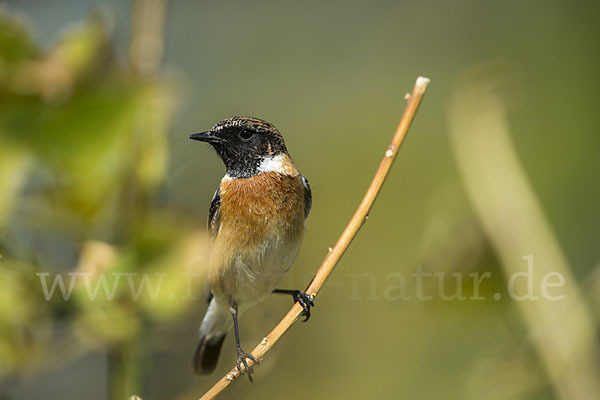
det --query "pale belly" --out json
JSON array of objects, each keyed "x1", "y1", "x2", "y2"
[{"x1": 209, "y1": 231, "x2": 303, "y2": 310}]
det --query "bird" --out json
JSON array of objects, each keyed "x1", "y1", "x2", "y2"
[{"x1": 189, "y1": 116, "x2": 313, "y2": 382}]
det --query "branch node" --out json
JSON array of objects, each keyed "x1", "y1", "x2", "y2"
[{"x1": 385, "y1": 146, "x2": 395, "y2": 158}]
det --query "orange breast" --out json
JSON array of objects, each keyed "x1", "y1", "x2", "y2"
[{"x1": 217, "y1": 172, "x2": 305, "y2": 250}]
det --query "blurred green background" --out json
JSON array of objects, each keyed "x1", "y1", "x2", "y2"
[{"x1": 0, "y1": 0, "x2": 599, "y2": 399}]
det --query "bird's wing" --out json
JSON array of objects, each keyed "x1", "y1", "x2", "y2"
[
  {"x1": 301, "y1": 175, "x2": 312, "y2": 219},
  {"x1": 208, "y1": 186, "x2": 221, "y2": 240}
]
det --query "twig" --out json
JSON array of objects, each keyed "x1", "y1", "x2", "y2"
[
  {"x1": 129, "y1": 0, "x2": 168, "y2": 77},
  {"x1": 198, "y1": 76, "x2": 431, "y2": 400}
]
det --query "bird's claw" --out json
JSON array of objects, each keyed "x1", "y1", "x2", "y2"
[
  {"x1": 294, "y1": 291, "x2": 315, "y2": 322},
  {"x1": 236, "y1": 348, "x2": 259, "y2": 382}
]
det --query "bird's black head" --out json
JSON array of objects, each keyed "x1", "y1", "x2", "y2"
[{"x1": 189, "y1": 116, "x2": 289, "y2": 178}]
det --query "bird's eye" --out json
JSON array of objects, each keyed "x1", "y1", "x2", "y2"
[{"x1": 239, "y1": 129, "x2": 255, "y2": 141}]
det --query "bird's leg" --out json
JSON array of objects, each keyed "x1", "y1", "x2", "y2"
[
  {"x1": 230, "y1": 302, "x2": 259, "y2": 382},
  {"x1": 272, "y1": 289, "x2": 315, "y2": 321}
]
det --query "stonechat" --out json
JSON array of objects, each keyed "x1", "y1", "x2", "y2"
[{"x1": 189, "y1": 116, "x2": 313, "y2": 381}]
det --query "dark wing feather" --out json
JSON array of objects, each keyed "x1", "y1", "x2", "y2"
[
  {"x1": 301, "y1": 175, "x2": 312, "y2": 219},
  {"x1": 208, "y1": 186, "x2": 221, "y2": 240}
]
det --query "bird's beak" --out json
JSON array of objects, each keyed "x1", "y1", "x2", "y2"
[{"x1": 189, "y1": 131, "x2": 222, "y2": 143}]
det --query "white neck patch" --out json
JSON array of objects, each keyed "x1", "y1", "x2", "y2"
[
  {"x1": 221, "y1": 153, "x2": 297, "y2": 182},
  {"x1": 258, "y1": 153, "x2": 299, "y2": 176},
  {"x1": 258, "y1": 154, "x2": 287, "y2": 174}
]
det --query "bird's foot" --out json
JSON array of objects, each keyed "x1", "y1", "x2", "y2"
[
  {"x1": 273, "y1": 289, "x2": 315, "y2": 321},
  {"x1": 293, "y1": 291, "x2": 315, "y2": 322},
  {"x1": 236, "y1": 348, "x2": 259, "y2": 382}
]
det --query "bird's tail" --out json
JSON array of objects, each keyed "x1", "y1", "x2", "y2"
[{"x1": 192, "y1": 298, "x2": 231, "y2": 375}]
